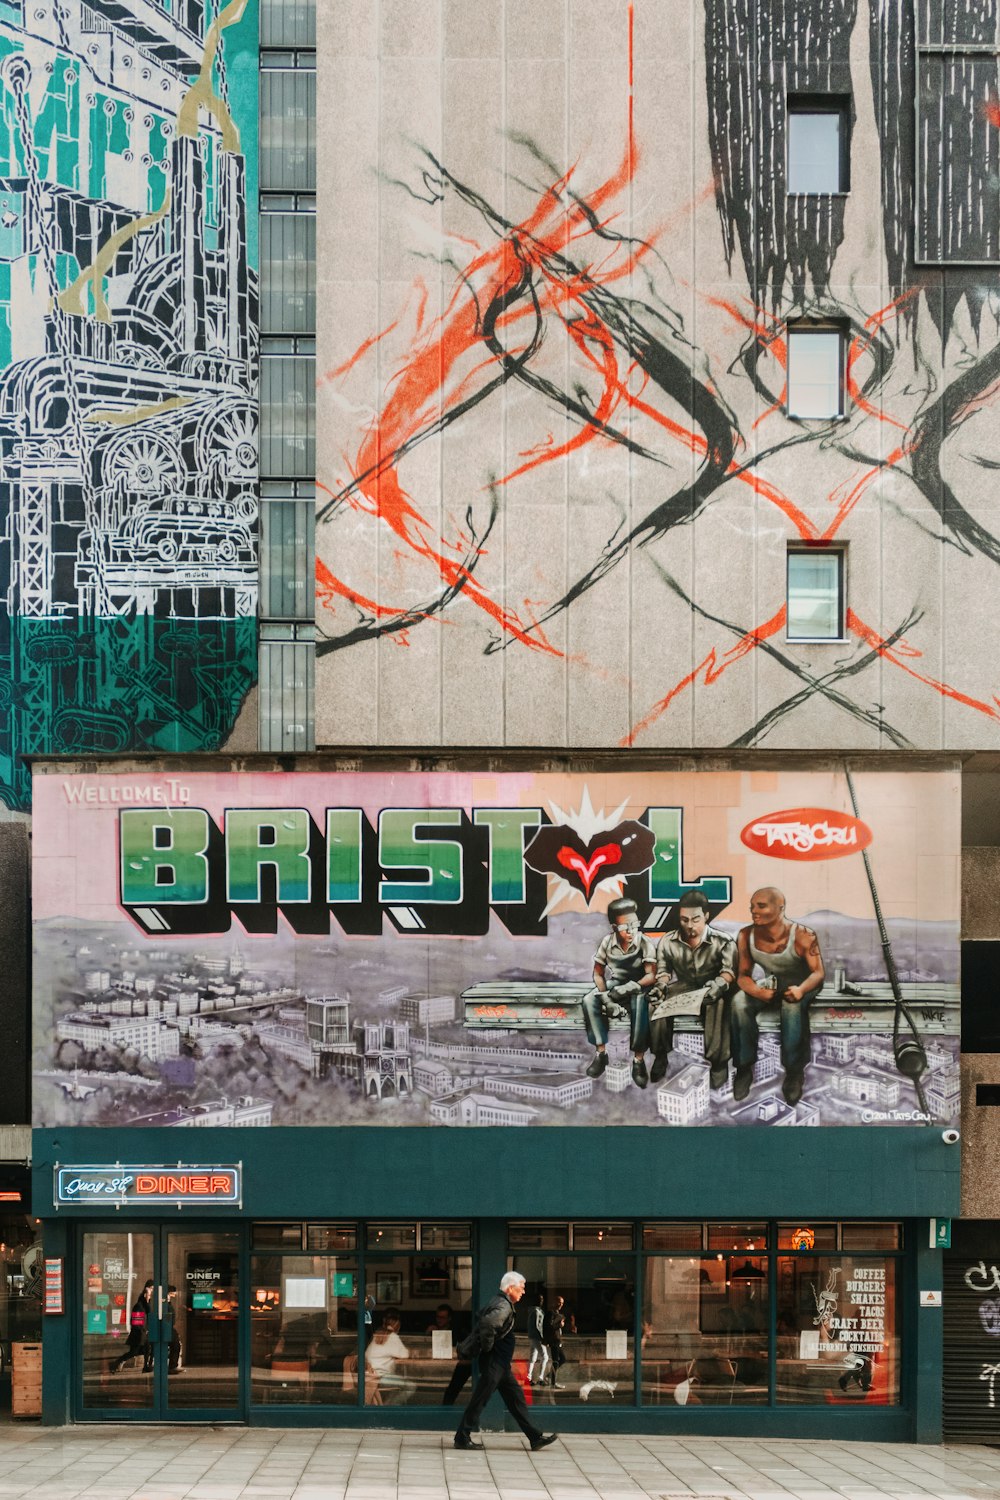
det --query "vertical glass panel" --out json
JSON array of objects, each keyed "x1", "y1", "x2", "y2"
[
  {"x1": 261, "y1": 0, "x2": 316, "y2": 46},
  {"x1": 787, "y1": 329, "x2": 843, "y2": 418},
  {"x1": 258, "y1": 638, "x2": 315, "y2": 751},
  {"x1": 251, "y1": 1254, "x2": 359, "y2": 1405},
  {"x1": 641, "y1": 1255, "x2": 769, "y2": 1406},
  {"x1": 776, "y1": 1255, "x2": 899, "y2": 1404},
  {"x1": 787, "y1": 550, "x2": 842, "y2": 640},
  {"x1": 261, "y1": 498, "x2": 315, "y2": 618},
  {"x1": 509, "y1": 1255, "x2": 635, "y2": 1407},
  {"x1": 166, "y1": 1231, "x2": 240, "y2": 1409},
  {"x1": 260, "y1": 70, "x2": 317, "y2": 191},
  {"x1": 260, "y1": 355, "x2": 316, "y2": 477},
  {"x1": 261, "y1": 213, "x2": 316, "y2": 334},
  {"x1": 362, "y1": 1255, "x2": 475, "y2": 1405},
  {"x1": 788, "y1": 109, "x2": 843, "y2": 193},
  {"x1": 82, "y1": 1231, "x2": 155, "y2": 1410}
]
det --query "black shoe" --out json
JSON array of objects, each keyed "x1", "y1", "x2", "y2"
[
  {"x1": 454, "y1": 1435, "x2": 483, "y2": 1450},
  {"x1": 586, "y1": 1052, "x2": 608, "y2": 1078},
  {"x1": 631, "y1": 1057, "x2": 648, "y2": 1088},
  {"x1": 530, "y1": 1434, "x2": 559, "y2": 1451},
  {"x1": 649, "y1": 1054, "x2": 669, "y2": 1083},
  {"x1": 782, "y1": 1071, "x2": 804, "y2": 1106},
  {"x1": 709, "y1": 1066, "x2": 729, "y2": 1090},
  {"x1": 732, "y1": 1065, "x2": 753, "y2": 1101}
]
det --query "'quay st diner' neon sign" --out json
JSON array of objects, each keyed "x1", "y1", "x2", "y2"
[{"x1": 55, "y1": 1166, "x2": 243, "y2": 1208}]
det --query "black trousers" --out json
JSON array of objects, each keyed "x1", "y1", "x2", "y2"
[
  {"x1": 456, "y1": 1357, "x2": 541, "y2": 1441},
  {"x1": 442, "y1": 1359, "x2": 472, "y2": 1405}
]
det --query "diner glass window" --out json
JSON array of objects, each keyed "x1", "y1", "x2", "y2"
[
  {"x1": 362, "y1": 1255, "x2": 473, "y2": 1405},
  {"x1": 573, "y1": 1224, "x2": 634, "y2": 1251},
  {"x1": 508, "y1": 1223, "x2": 569, "y2": 1251},
  {"x1": 508, "y1": 1254, "x2": 635, "y2": 1407},
  {"x1": 250, "y1": 1254, "x2": 359, "y2": 1406},
  {"x1": 367, "y1": 1223, "x2": 416, "y2": 1251},
  {"x1": 841, "y1": 1223, "x2": 902, "y2": 1251},
  {"x1": 707, "y1": 1223, "x2": 768, "y2": 1252},
  {"x1": 644, "y1": 1224, "x2": 704, "y2": 1251},
  {"x1": 777, "y1": 1223, "x2": 838, "y2": 1251},
  {"x1": 641, "y1": 1253, "x2": 769, "y2": 1406},
  {"x1": 775, "y1": 1255, "x2": 899, "y2": 1404}
]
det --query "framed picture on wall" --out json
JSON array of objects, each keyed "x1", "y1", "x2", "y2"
[
  {"x1": 411, "y1": 1258, "x2": 450, "y2": 1298},
  {"x1": 374, "y1": 1272, "x2": 402, "y2": 1304}
]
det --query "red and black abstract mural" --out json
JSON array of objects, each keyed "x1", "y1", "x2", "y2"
[{"x1": 316, "y1": 0, "x2": 1000, "y2": 750}]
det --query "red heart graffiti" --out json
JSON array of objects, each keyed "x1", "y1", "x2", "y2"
[{"x1": 557, "y1": 842, "x2": 621, "y2": 897}]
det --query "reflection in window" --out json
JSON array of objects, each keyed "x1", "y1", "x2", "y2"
[
  {"x1": 787, "y1": 548, "x2": 845, "y2": 641},
  {"x1": 82, "y1": 1231, "x2": 155, "y2": 1411},
  {"x1": 362, "y1": 1255, "x2": 473, "y2": 1405},
  {"x1": 775, "y1": 1255, "x2": 898, "y2": 1404},
  {"x1": 787, "y1": 326, "x2": 844, "y2": 419},
  {"x1": 641, "y1": 1255, "x2": 769, "y2": 1406},
  {"x1": 509, "y1": 1255, "x2": 635, "y2": 1407},
  {"x1": 787, "y1": 98, "x2": 849, "y2": 193},
  {"x1": 251, "y1": 1254, "x2": 360, "y2": 1406}
]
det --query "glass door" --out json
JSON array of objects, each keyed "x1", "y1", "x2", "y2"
[
  {"x1": 79, "y1": 1225, "x2": 244, "y2": 1421},
  {"x1": 81, "y1": 1228, "x2": 156, "y2": 1414},
  {"x1": 164, "y1": 1229, "x2": 241, "y2": 1416}
]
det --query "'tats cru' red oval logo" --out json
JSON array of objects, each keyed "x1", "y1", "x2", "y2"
[{"x1": 740, "y1": 807, "x2": 873, "y2": 862}]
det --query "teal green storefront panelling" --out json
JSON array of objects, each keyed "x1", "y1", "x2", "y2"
[{"x1": 33, "y1": 1126, "x2": 956, "y2": 1439}]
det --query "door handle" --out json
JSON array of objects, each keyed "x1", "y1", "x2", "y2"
[{"x1": 157, "y1": 1285, "x2": 164, "y2": 1320}]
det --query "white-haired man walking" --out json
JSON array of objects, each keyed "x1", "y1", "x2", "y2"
[{"x1": 453, "y1": 1271, "x2": 558, "y2": 1452}]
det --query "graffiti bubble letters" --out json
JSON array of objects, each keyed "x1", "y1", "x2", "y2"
[
  {"x1": 965, "y1": 1261, "x2": 1000, "y2": 1294},
  {"x1": 978, "y1": 1300, "x2": 1000, "y2": 1337},
  {"x1": 981, "y1": 1363, "x2": 1000, "y2": 1408}
]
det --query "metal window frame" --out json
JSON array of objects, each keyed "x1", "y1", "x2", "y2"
[
  {"x1": 784, "y1": 321, "x2": 847, "y2": 421},
  {"x1": 785, "y1": 542, "x2": 847, "y2": 645},
  {"x1": 786, "y1": 92, "x2": 852, "y2": 196}
]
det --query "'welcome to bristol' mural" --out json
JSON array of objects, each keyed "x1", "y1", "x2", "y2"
[
  {"x1": 32, "y1": 768, "x2": 959, "y2": 1130},
  {"x1": 0, "y1": 0, "x2": 259, "y2": 810}
]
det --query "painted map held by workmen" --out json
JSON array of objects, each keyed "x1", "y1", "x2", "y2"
[{"x1": 31, "y1": 768, "x2": 960, "y2": 1128}]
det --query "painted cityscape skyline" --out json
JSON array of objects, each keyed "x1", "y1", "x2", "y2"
[{"x1": 33, "y1": 908, "x2": 960, "y2": 1130}]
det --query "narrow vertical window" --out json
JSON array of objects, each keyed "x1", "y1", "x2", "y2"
[
  {"x1": 787, "y1": 96, "x2": 850, "y2": 194},
  {"x1": 786, "y1": 326, "x2": 845, "y2": 419},
  {"x1": 787, "y1": 548, "x2": 845, "y2": 642}
]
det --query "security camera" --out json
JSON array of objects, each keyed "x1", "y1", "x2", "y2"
[{"x1": 941, "y1": 1129, "x2": 960, "y2": 1145}]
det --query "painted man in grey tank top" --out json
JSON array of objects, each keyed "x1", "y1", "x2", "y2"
[{"x1": 732, "y1": 887, "x2": 825, "y2": 1108}]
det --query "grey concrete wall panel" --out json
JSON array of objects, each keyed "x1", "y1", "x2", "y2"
[{"x1": 313, "y1": 0, "x2": 1000, "y2": 755}]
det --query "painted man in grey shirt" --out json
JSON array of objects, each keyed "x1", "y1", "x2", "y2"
[{"x1": 650, "y1": 890, "x2": 737, "y2": 1089}]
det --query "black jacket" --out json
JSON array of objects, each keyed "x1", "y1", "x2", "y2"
[{"x1": 456, "y1": 1292, "x2": 515, "y2": 1360}]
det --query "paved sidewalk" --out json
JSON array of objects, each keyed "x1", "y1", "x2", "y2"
[{"x1": 1, "y1": 1428, "x2": 1000, "y2": 1500}]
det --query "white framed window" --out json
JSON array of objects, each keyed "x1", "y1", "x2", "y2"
[
  {"x1": 786, "y1": 325, "x2": 845, "y2": 419},
  {"x1": 786, "y1": 547, "x2": 845, "y2": 642},
  {"x1": 787, "y1": 96, "x2": 850, "y2": 194}
]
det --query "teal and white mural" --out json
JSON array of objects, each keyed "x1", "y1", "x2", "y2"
[{"x1": 0, "y1": 0, "x2": 258, "y2": 809}]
